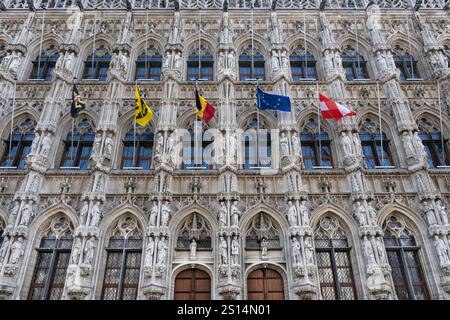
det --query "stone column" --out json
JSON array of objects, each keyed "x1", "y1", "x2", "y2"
[{"x1": 319, "y1": 9, "x2": 394, "y2": 300}]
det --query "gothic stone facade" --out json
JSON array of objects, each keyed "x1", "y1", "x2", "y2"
[{"x1": 0, "y1": 0, "x2": 449, "y2": 300}]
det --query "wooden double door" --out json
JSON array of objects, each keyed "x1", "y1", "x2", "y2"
[
  {"x1": 247, "y1": 268, "x2": 285, "y2": 300},
  {"x1": 174, "y1": 269, "x2": 211, "y2": 300}
]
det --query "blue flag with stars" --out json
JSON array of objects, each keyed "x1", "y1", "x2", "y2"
[{"x1": 256, "y1": 87, "x2": 291, "y2": 112}]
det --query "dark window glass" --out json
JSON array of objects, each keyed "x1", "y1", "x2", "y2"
[
  {"x1": 393, "y1": 45, "x2": 421, "y2": 80},
  {"x1": 290, "y1": 49, "x2": 317, "y2": 81},
  {"x1": 30, "y1": 45, "x2": 59, "y2": 81},
  {"x1": 187, "y1": 46, "x2": 214, "y2": 81},
  {"x1": 1, "y1": 119, "x2": 35, "y2": 169},
  {"x1": 359, "y1": 119, "x2": 393, "y2": 169},
  {"x1": 182, "y1": 123, "x2": 213, "y2": 170},
  {"x1": 239, "y1": 46, "x2": 265, "y2": 81},
  {"x1": 122, "y1": 127, "x2": 154, "y2": 169},
  {"x1": 244, "y1": 119, "x2": 271, "y2": 169},
  {"x1": 383, "y1": 217, "x2": 429, "y2": 300},
  {"x1": 101, "y1": 236, "x2": 143, "y2": 300},
  {"x1": 60, "y1": 118, "x2": 94, "y2": 170},
  {"x1": 417, "y1": 118, "x2": 450, "y2": 168},
  {"x1": 28, "y1": 228, "x2": 73, "y2": 300},
  {"x1": 135, "y1": 46, "x2": 162, "y2": 81},
  {"x1": 83, "y1": 45, "x2": 111, "y2": 81},
  {"x1": 314, "y1": 219, "x2": 357, "y2": 300},
  {"x1": 300, "y1": 119, "x2": 333, "y2": 169}
]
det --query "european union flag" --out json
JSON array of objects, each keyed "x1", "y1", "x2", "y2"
[{"x1": 256, "y1": 87, "x2": 291, "y2": 112}]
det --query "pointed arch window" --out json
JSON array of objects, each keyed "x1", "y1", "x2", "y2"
[
  {"x1": 359, "y1": 119, "x2": 393, "y2": 169},
  {"x1": 418, "y1": 118, "x2": 450, "y2": 168},
  {"x1": 245, "y1": 213, "x2": 281, "y2": 250},
  {"x1": 243, "y1": 118, "x2": 272, "y2": 169},
  {"x1": 30, "y1": 44, "x2": 59, "y2": 80},
  {"x1": 239, "y1": 45, "x2": 265, "y2": 81},
  {"x1": 392, "y1": 45, "x2": 420, "y2": 81},
  {"x1": 122, "y1": 126, "x2": 154, "y2": 169},
  {"x1": 83, "y1": 45, "x2": 111, "y2": 81},
  {"x1": 290, "y1": 47, "x2": 317, "y2": 81},
  {"x1": 60, "y1": 118, "x2": 95, "y2": 170},
  {"x1": 187, "y1": 45, "x2": 214, "y2": 81},
  {"x1": 383, "y1": 215, "x2": 429, "y2": 300},
  {"x1": 182, "y1": 121, "x2": 214, "y2": 170},
  {"x1": 314, "y1": 216, "x2": 357, "y2": 300},
  {"x1": 176, "y1": 213, "x2": 212, "y2": 250},
  {"x1": 300, "y1": 119, "x2": 333, "y2": 169},
  {"x1": 1, "y1": 118, "x2": 35, "y2": 169},
  {"x1": 28, "y1": 215, "x2": 74, "y2": 300},
  {"x1": 341, "y1": 45, "x2": 369, "y2": 81},
  {"x1": 101, "y1": 215, "x2": 143, "y2": 300},
  {"x1": 135, "y1": 45, "x2": 162, "y2": 81}
]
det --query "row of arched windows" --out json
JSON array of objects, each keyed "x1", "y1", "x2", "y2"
[
  {"x1": 1, "y1": 116, "x2": 449, "y2": 170},
  {"x1": 2, "y1": 40, "x2": 447, "y2": 82},
  {"x1": 0, "y1": 210, "x2": 431, "y2": 300}
]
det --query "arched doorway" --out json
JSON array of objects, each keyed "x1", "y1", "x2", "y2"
[
  {"x1": 247, "y1": 268, "x2": 285, "y2": 300},
  {"x1": 174, "y1": 269, "x2": 211, "y2": 300}
]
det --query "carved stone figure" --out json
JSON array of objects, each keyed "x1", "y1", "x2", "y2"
[
  {"x1": 352, "y1": 132, "x2": 362, "y2": 158},
  {"x1": 271, "y1": 51, "x2": 280, "y2": 71},
  {"x1": 145, "y1": 237, "x2": 155, "y2": 266},
  {"x1": 230, "y1": 201, "x2": 240, "y2": 227},
  {"x1": 166, "y1": 132, "x2": 175, "y2": 155},
  {"x1": 291, "y1": 237, "x2": 302, "y2": 265},
  {"x1": 270, "y1": 11, "x2": 282, "y2": 44},
  {"x1": 299, "y1": 200, "x2": 310, "y2": 226},
  {"x1": 354, "y1": 201, "x2": 367, "y2": 226},
  {"x1": 423, "y1": 201, "x2": 438, "y2": 226},
  {"x1": 413, "y1": 131, "x2": 427, "y2": 158},
  {"x1": 261, "y1": 238, "x2": 268, "y2": 258},
  {"x1": 9, "y1": 201, "x2": 20, "y2": 226},
  {"x1": 291, "y1": 132, "x2": 300, "y2": 156},
  {"x1": 436, "y1": 200, "x2": 449, "y2": 225},
  {"x1": 218, "y1": 51, "x2": 225, "y2": 74},
  {"x1": 218, "y1": 202, "x2": 227, "y2": 227},
  {"x1": 104, "y1": 136, "x2": 113, "y2": 158},
  {"x1": 8, "y1": 237, "x2": 24, "y2": 265},
  {"x1": 19, "y1": 201, "x2": 33, "y2": 226},
  {"x1": 7, "y1": 52, "x2": 23, "y2": 78},
  {"x1": 350, "y1": 170, "x2": 365, "y2": 192},
  {"x1": 157, "y1": 238, "x2": 167, "y2": 265},
  {"x1": 0, "y1": 236, "x2": 10, "y2": 263},
  {"x1": 83, "y1": 237, "x2": 95, "y2": 265},
  {"x1": 149, "y1": 201, "x2": 158, "y2": 226},
  {"x1": 190, "y1": 239, "x2": 197, "y2": 260},
  {"x1": 340, "y1": 132, "x2": 354, "y2": 158},
  {"x1": 163, "y1": 51, "x2": 171, "y2": 69},
  {"x1": 160, "y1": 201, "x2": 171, "y2": 226},
  {"x1": 231, "y1": 236, "x2": 239, "y2": 265},
  {"x1": 71, "y1": 237, "x2": 82, "y2": 265},
  {"x1": 90, "y1": 201, "x2": 102, "y2": 227},
  {"x1": 227, "y1": 51, "x2": 235, "y2": 73},
  {"x1": 375, "y1": 237, "x2": 387, "y2": 265},
  {"x1": 287, "y1": 201, "x2": 298, "y2": 227},
  {"x1": 367, "y1": 203, "x2": 378, "y2": 226},
  {"x1": 434, "y1": 236, "x2": 450, "y2": 267},
  {"x1": 219, "y1": 236, "x2": 228, "y2": 265},
  {"x1": 39, "y1": 134, "x2": 52, "y2": 160},
  {"x1": 227, "y1": 131, "x2": 237, "y2": 164},
  {"x1": 80, "y1": 201, "x2": 89, "y2": 226},
  {"x1": 155, "y1": 133, "x2": 164, "y2": 156},
  {"x1": 402, "y1": 131, "x2": 415, "y2": 158},
  {"x1": 280, "y1": 50, "x2": 289, "y2": 70},
  {"x1": 362, "y1": 236, "x2": 377, "y2": 266},
  {"x1": 174, "y1": 51, "x2": 182, "y2": 72},
  {"x1": 304, "y1": 237, "x2": 314, "y2": 265},
  {"x1": 280, "y1": 132, "x2": 289, "y2": 157}
]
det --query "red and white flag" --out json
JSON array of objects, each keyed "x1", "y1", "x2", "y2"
[{"x1": 319, "y1": 94, "x2": 356, "y2": 120}]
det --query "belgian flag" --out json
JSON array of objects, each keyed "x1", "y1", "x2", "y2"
[{"x1": 195, "y1": 89, "x2": 216, "y2": 125}]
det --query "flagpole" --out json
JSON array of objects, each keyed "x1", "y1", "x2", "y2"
[
  {"x1": 92, "y1": 9, "x2": 97, "y2": 79},
  {"x1": 145, "y1": 6, "x2": 149, "y2": 79},
  {"x1": 37, "y1": 8, "x2": 46, "y2": 79},
  {"x1": 134, "y1": 81, "x2": 138, "y2": 167},
  {"x1": 71, "y1": 78, "x2": 75, "y2": 166},
  {"x1": 8, "y1": 79, "x2": 17, "y2": 166},
  {"x1": 376, "y1": 80, "x2": 384, "y2": 166},
  {"x1": 316, "y1": 80, "x2": 322, "y2": 167}
]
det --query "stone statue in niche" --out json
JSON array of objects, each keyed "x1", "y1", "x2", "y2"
[
  {"x1": 190, "y1": 239, "x2": 197, "y2": 260},
  {"x1": 261, "y1": 238, "x2": 268, "y2": 258},
  {"x1": 340, "y1": 132, "x2": 354, "y2": 158},
  {"x1": 71, "y1": 237, "x2": 82, "y2": 265},
  {"x1": 422, "y1": 200, "x2": 438, "y2": 226},
  {"x1": 160, "y1": 201, "x2": 171, "y2": 226},
  {"x1": 8, "y1": 237, "x2": 24, "y2": 265},
  {"x1": 145, "y1": 237, "x2": 155, "y2": 266},
  {"x1": 230, "y1": 201, "x2": 240, "y2": 227},
  {"x1": 218, "y1": 202, "x2": 227, "y2": 227},
  {"x1": 231, "y1": 236, "x2": 239, "y2": 265},
  {"x1": 435, "y1": 200, "x2": 449, "y2": 225},
  {"x1": 434, "y1": 236, "x2": 450, "y2": 267},
  {"x1": 299, "y1": 200, "x2": 310, "y2": 226},
  {"x1": 362, "y1": 236, "x2": 377, "y2": 266},
  {"x1": 354, "y1": 201, "x2": 367, "y2": 226},
  {"x1": 149, "y1": 201, "x2": 158, "y2": 226},
  {"x1": 291, "y1": 132, "x2": 300, "y2": 156},
  {"x1": 291, "y1": 237, "x2": 302, "y2": 265},
  {"x1": 0, "y1": 236, "x2": 10, "y2": 263},
  {"x1": 219, "y1": 236, "x2": 228, "y2": 265},
  {"x1": 19, "y1": 201, "x2": 33, "y2": 226},
  {"x1": 83, "y1": 236, "x2": 95, "y2": 265},
  {"x1": 157, "y1": 238, "x2": 168, "y2": 266},
  {"x1": 287, "y1": 201, "x2": 298, "y2": 227},
  {"x1": 304, "y1": 237, "x2": 314, "y2": 265},
  {"x1": 280, "y1": 132, "x2": 290, "y2": 157},
  {"x1": 89, "y1": 201, "x2": 102, "y2": 227}
]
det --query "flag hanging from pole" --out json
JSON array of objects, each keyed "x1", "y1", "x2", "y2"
[
  {"x1": 135, "y1": 85, "x2": 154, "y2": 127},
  {"x1": 319, "y1": 94, "x2": 356, "y2": 120},
  {"x1": 256, "y1": 87, "x2": 291, "y2": 112},
  {"x1": 195, "y1": 89, "x2": 216, "y2": 125},
  {"x1": 71, "y1": 84, "x2": 86, "y2": 118}
]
